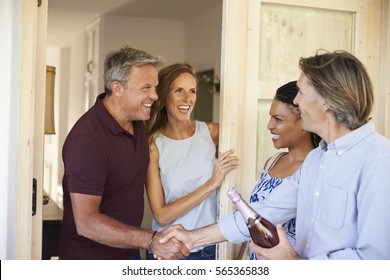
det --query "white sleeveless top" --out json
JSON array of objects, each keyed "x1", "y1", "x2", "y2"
[{"x1": 152, "y1": 121, "x2": 217, "y2": 251}]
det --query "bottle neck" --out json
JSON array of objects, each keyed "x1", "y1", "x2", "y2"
[{"x1": 233, "y1": 197, "x2": 259, "y2": 224}]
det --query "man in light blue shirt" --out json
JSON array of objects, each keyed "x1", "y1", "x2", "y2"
[
  {"x1": 221, "y1": 122, "x2": 390, "y2": 259},
  {"x1": 159, "y1": 50, "x2": 390, "y2": 260}
]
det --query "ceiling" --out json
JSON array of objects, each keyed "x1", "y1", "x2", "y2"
[{"x1": 47, "y1": 0, "x2": 222, "y2": 47}]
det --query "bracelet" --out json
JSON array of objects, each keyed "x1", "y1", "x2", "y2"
[{"x1": 147, "y1": 231, "x2": 157, "y2": 254}]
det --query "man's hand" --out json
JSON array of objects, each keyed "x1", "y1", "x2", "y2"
[
  {"x1": 250, "y1": 224, "x2": 304, "y2": 260},
  {"x1": 159, "y1": 224, "x2": 194, "y2": 249},
  {"x1": 150, "y1": 225, "x2": 191, "y2": 260},
  {"x1": 153, "y1": 223, "x2": 225, "y2": 259}
]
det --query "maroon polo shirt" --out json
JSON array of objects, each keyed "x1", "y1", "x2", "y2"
[{"x1": 59, "y1": 93, "x2": 149, "y2": 259}]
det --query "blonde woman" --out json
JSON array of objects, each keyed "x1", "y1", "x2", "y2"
[{"x1": 145, "y1": 63, "x2": 238, "y2": 260}]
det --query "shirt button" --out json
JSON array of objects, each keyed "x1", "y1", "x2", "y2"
[
  {"x1": 315, "y1": 192, "x2": 320, "y2": 196},
  {"x1": 337, "y1": 151, "x2": 342, "y2": 156}
]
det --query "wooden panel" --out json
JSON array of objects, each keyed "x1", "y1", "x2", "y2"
[{"x1": 259, "y1": 3, "x2": 354, "y2": 84}]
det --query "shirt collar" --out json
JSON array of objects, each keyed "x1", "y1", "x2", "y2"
[
  {"x1": 321, "y1": 122, "x2": 375, "y2": 155},
  {"x1": 94, "y1": 93, "x2": 127, "y2": 135}
]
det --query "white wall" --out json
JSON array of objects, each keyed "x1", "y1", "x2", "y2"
[
  {"x1": 185, "y1": 2, "x2": 223, "y2": 121},
  {"x1": 46, "y1": 47, "x2": 61, "y2": 201},
  {"x1": 102, "y1": 15, "x2": 186, "y2": 63},
  {"x1": 185, "y1": 3, "x2": 223, "y2": 71},
  {"x1": 46, "y1": 32, "x2": 86, "y2": 203},
  {"x1": 0, "y1": 0, "x2": 22, "y2": 259}
]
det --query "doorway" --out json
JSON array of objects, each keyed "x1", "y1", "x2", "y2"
[{"x1": 194, "y1": 69, "x2": 215, "y2": 122}]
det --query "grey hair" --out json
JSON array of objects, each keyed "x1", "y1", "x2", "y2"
[{"x1": 103, "y1": 45, "x2": 161, "y2": 94}]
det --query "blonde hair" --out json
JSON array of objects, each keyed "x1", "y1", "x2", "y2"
[{"x1": 299, "y1": 50, "x2": 373, "y2": 129}]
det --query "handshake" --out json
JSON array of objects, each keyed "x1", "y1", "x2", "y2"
[
  {"x1": 148, "y1": 224, "x2": 195, "y2": 260},
  {"x1": 147, "y1": 222, "x2": 298, "y2": 260},
  {"x1": 147, "y1": 223, "x2": 224, "y2": 259}
]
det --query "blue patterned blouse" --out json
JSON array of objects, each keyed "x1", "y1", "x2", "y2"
[{"x1": 248, "y1": 168, "x2": 296, "y2": 260}]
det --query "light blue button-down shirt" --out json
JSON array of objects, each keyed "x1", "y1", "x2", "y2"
[{"x1": 218, "y1": 123, "x2": 390, "y2": 259}]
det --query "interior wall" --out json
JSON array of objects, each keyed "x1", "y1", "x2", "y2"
[
  {"x1": 46, "y1": 32, "x2": 85, "y2": 203},
  {"x1": 102, "y1": 15, "x2": 186, "y2": 63},
  {"x1": 185, "y1": 2, "x2": 223, "y2": 121},
  {"x1": 45, "y1": 48, "x2": 60, "y2": 200},
  {"x1": 185, "y1": 3, "x2": 223, "y2": 71}
]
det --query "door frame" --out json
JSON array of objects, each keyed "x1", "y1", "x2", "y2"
[
  {"x1": 379, "y1": 0, "x2": 390, "y2": 137},
  {"x1": 16, "y1": 0, "x2": 47, "y2": 259},
  {"x1": 32, "y1": 0, "x2": 49, "y2": 259},
  {"x1": 216, "y1": 0, "x2": 250, "y2": 260}
]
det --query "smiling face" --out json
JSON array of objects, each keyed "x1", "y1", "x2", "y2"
[
  {"x1": 165, "y1": 72, "x2": 197, "y2": 123},
  {"x1": 294, "y1": 72, "x2": 328, "y2": 135},
  {"x1": 267, "y1": 99, "x2": 308, "y2": 149},
  {"x1": 119, "y1": 64, "x2": 159, "y2": 122}
]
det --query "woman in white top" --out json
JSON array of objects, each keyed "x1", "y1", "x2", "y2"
[{"x1": 145, "y1": 63, "x2": 238, "y2": 260}]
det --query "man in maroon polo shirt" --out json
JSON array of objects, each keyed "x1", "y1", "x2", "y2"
[{"x1": 59, "y1": 46, "x2": 189, "y2": 260}]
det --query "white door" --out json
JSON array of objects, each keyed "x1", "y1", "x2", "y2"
[{"x1": 217, "y1": 0, "x2": 383, "y2": 260}]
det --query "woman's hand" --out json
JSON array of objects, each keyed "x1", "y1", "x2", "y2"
[{"x1": 209, "y1": 149, "x2": 239, "y2": 190}]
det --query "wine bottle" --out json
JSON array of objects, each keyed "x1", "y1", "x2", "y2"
[{"x1": 227, "y1": 187, "x2": 279, "y2": 248}]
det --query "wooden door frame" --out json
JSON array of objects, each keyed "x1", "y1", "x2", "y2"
[
  {"x1": 379, "y1": 0, "x2": 390, "y2": 138},
  {"x1": 17, "y1": 0, "x2": 47, "y2": 259},
  {"x1": 32, "y1": 0, "x2": 48, "y2": 259},
  {"x1": 216, "y1": 0, "x2": 250, "y2": 260}
]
